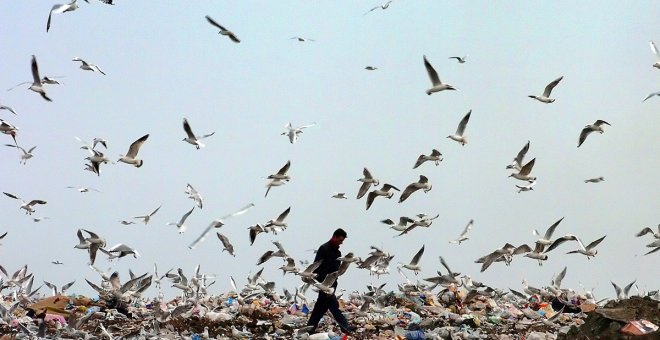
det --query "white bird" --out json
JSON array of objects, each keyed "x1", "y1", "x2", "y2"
[
  {"x1": 364, "y1": 1, "x2": 393, "y2": 15},
  {"x1": 216, "y1": 233, "x2": 235, "y2": 256},
  {"x1": 449, "y1": 219, "x2": 473, "y2": 244},
  {"x1": 51, "y1": 260, "x2": 63, "y2": 265},
  {"x1": 5, "y1": 144, "x2": 36, "y2": 165},
  {"x1": 166, "y1": 206, "x2": 195, "y2": 233},
  {"x1": 546, "y1": 235, "x2": 607, "y2": 259},
  {"x1": 509, "y1": 158, "x2": 537, "y2": 181},
  {"x1": 649, "y1": 41, "x2": 660, "y2": 69},
  {"x1": 279, "y1": 258, "x2": 299, "y2": 275},
  {"x1": 381, "y1": 216, "x2": 415, "y2": 232},
  {"x1": 357, "y1": 167, "x2": 379, "y2": 199},
  {"x1": 205, "y1": 15, "x2": 240, "y2": 43},
  {"x1": 449, "y1": 55, "x2": 468, "y2": 63},
  {"x1": 6, "y1": 76, "x2": 63, "y2": 92},
  {"x1": 578, "y1": 120, "x2": 611, "y2": 147},
  {"x1": 642, "y1": 91, "x2": 660, "y2": 102},
  {"x1": 66, "y1": 186, "x2": 99, "y2": 193},
  {"x1": 264, "y1": 206, "x2": 291, "y2": 231},
  {"x1": 268, "y1": 160, "x2": 291, "y2": 181},
  {"x1": 447, "y1": 110, "x2": 472, "y2": 145},
  {"x1": 528, "y1": 76, "x2": 563, "y2": 103},
  {"x1": 584, "y1": 176, "x2": 605, "y2": 183},
  {"x1": 72, "y1": 57, "x2": 106, "y2": 75},
  {"x1": 182, "y1": 118, "x2": 215, "y2": 149},
  {"x1": 119, "y1": 220, "x2": 136, "y2": 225},
  {"x1": 132, "y1": 203, "x2": 163, "y2": 224},
  {"x1": 77, "y1": 229, "x2": 106, "y2": 265},
  {"x1": 331, "y1": 193, "x2": 348, "y2": 199},
  {"x1": 290, "y1": 36, "x2": 315, "y2": 42},
  {"x1": 281, "y1": 122, "x2": 316, "y2": 144},
  {"x1": 611, "y1": 280, "x2": 637, "y2": 300},
  {"x1": 413, "y1": 149, "x2": 443, "y2": 169},
  {"x1": 32, "y1": 217, "x2": 50, "y2": 223},
  {"x1": 185, "y1": 183, "x2": 204, "y2": 208},
  {"x1": 533, "y1": 217, "x2": 565, "y2": 246},
  {"x1": 188, "y1": 203, "x2": 254, "y2": 250},
  {"x1": 398, "y1": 175, "x2": 432, "y2": 203},
  {"x1": 515, "y1": 180, "x2": 537, "y2": 193},
  {"x1": 399, "y1": 245, "x2": 425, "y2": 275},
  {"x1": 102, "y1": 243, "x2": 140, "y2": 259},
  {"x1": 366, "y1": 184, "x2": 400, "y2": 210},
  {"x1": 506, "y1": 141, "x2": 530, "y2": 171},
  {"x1": 423, "y1": 55, "x2": 457, "y2": 95},
  {"x1": 3, "y1": 192, "x2": 46, "y2": 215},
  {"x1": 28, "y1": 56, "x2": 52, "y2": 101},
  {"x1": 43, "y1": 280, "x2": 75, "y2": 296},
  {"x1": 365, "y1": 66, "x2": 378, "y2": 70},
  {"x1": 47, "y1": 0, "x2": 79, "y2": 32},
  {"x1": 517, "y1": 243, "x2": 549, "y2": 266},
  {"x1": 313, "y1": 271, "x2": 340, "y2": 295},
  {"x1": 118, "y1": 134, "x2": 149, "y2": 167},
  {"x1": 0, "y1": 105, "x2": 17, "y2": 115}
]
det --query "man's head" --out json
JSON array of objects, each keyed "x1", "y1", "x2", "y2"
[{"x1": 330, "y1": 228, "x2": 347, "y2": 247}]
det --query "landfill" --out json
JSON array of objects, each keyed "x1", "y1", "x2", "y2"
[{"x1": 1, "y1": 265, "x2": 658, "y2": 339}]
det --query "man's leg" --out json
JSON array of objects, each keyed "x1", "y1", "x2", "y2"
[
  {"x1": 327, "y1": 294, "x2": 351, "y2": 332},
  {"x1": 306, "y1": 292, "x2": 330, "y2": 330}
]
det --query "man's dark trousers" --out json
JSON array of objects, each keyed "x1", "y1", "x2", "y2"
[{"x1": 307, "y1": 291, "x2": 349, "y2": 331}]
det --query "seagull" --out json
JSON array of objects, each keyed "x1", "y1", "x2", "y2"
[
  {"x1": 528, "y1": 76, "x2": 563, "y2": 103},
  {"x1": 533, "y1": 217, "x2": 565, "y2": 246},
  {"x1": 51, "y1": 260, "x2": 63, "y2": 265},
  {"x1": 447, "y1": 110, "x2": 471, "y2": 145},
  {"x1": 314, "y1": 271, "x2": 340, "y2": 295},
  {"x1": 0, "y1": 119, "x2": 19, "y2": 142},
  {"x1": 119, "y1": 220, "x2": 136, "y2": 225},
  {"x1": 5, "y1": 144, "x2": 36, "y2": 165},
  {"x1": 7, "y1": 76, "x2": 63, "y2": 91},
  {"x1": 584, "y1": 176, "x2": 605, "y2": 183},
  {"x1": 331, "y1": 193, "x2": 348, "y2": 199},
  {"x1": 611, "y1": 280, "x2": 637, "y2": 300},
  {"x1": 281, "y1": 122, "x2": 316, "y2": 144},
  {"x1": 248, "y1": 224, "x2": 265, "y2": 245},
  {"x1": 216, "y1": 233, "x2": 235, "y2": 257},
  {"x1": 636, "y1": 225, "x2": 660, "y2": 239},
  {"x1": 517, "y1": 243, "x2": 549, "y2": 266},
  {"x1": 182, "y1": 118, "x2": 215, "y2": 149},
  {"x1": 290, "y1": 36, "x2": 315, "y2": 42},
  {"x1": 515, "y1": 180, "x2": 536, "y2": 193},
  {"x1": 264, "y1": 207, "x2": 291, "y2": 231},
  {"x1": 3, "y1": 192, "x2": 46, "y2": 215},
  {"x1": 357, "y1": 167, "x2": 379, "y2": 199},
  {"x1": 364, "y1": 1, "x2": 393, "y2": 15},
  {"x1": 32, "y1": 216, "x2": 50, "y2": 222},
  {"x1": 366, "y1": 184, "x2": 400, "y2": 210},
  {"x1": 78, "y1": 229, "x2": 106, "y2": 265},
  {"x1": 546, "y1": 235, "x2": 607, "y2": 259},
  {"x1": 642, "y1": 91, "x2": 660, "y2": 102},
  {"x1": 132, "y1": 203, "x2": 163, "y2": 224},
  {"x1": 185, "y1": 183, "x2": 203, "y2": 208},
  {"x1": 29, "y1": 56, "x2": 52, "y2": 101},
  {"x1": 449, "y1": 219, "x2": 473, "y2": 244},
  {"x1": 43, "y1": 280, "x2": 75, "y2": 296},
  {"x1": 449, "y1": 55, "x2": 467, "y2": 64},
  {"x1": 72, "y1": 57, "x2": 106, "y2": 75},
  {"x1": 509, "y1": 158, "x2": 537, "y2": 181},
  {"x1": 423, "y1": 55, "x2": 457, "y2": 95},
  {"x1": 279, "y1": 258, "x2": 299, "y2": 276},
  {"x1": 118, "y1": 134, "x2": 149, "y2": 167},
  {"x1": 399, "y1": 245, "x2": 424, "y2": 275},
  {"x1": 381, "y1": 216, "x2": 415, "y2": 232},
  {"x1": 102, "y1": 243, "x2": 140, "y2": 259},
  {"x1": 506, "y1": 141, "x2": 530, "y2": 171},
  {"x1": 47, "y1": 0, "x2": 79, "y2": 32},
  {"x1": 0, "y1": 105, "x2": 17, "y2": 115},
  {"x1": 188, "y1": 203, "x2": 254, "y2": 250},
  {"x1": 205, "y1": 15, "x2": 240, "y2": 43},
  {"x1": 268, "y1": 160, "x2": 291, "y2": 181},
  {"x1": 398, "y1": 175, "x2": 432, "y2": 203},
  {"x1": 365, "y1": 66, "x2": 378, "y2": 70},
  {"x1": 649, "y1": 41, "x2": 660, "y2": 69},
  {"x1": 166, "y1": 206, "x2": 195, "y2": 233},
  {"x1": 578, "y1": 120, "x2": 610, "y2": 147},
  {"x1": 413, "y1": 149, "x2": 443, "y2": 169},
  {"x1": 66, "y1": 186, "x2": 100, "y2": 193}
]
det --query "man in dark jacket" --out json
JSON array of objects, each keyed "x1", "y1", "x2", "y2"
[{"x1": 306, "y1": 228, "x2": 354, "y2": 334}]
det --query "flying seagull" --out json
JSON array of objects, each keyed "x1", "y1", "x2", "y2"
[
  {"x1": 449, "y1": 219, "x2": 474, "y2": 244},
  {"x1": 545, "y1": 235, "x2": 607, "y2": 259},
  {"x1": 413, "y1": 149, "x2": 443, "y2": 169},
  {"x1": 578, "y1": 120, "x2": 610, "y2": 147},
  {"x1": 182, "y1": 118, "x2": 215, "y2": 149},
  {"x1": 506, "y1": 141, "x2": 530, "y2": 171},
  {"x1": 290, "y1": 36, "x2": 315, "y2": 42},
  {"x1": 185, "y1": 183, "x2": 203, "y2": 208},
  {"x1": 449, "y1": 55, "x2": 467, "y2": 64},
  {"x1": 205, "y1": 16, "x2": 240, "y2": 43},
  {"x1": 132, "y1": 203, "x2": 163, "y2": 224},
  {"x1": 365, "y1": 66, "x2": 378, "y2": 71},
  {"x1": 366, "y1": 184, "x2": 400, "y2": 210},
  {"x1": 166, "y1": 206, "x2": 195, "y2": 233},
  {"x1": 188, "y1": 203, "x2": 254, "y2": 250},
  {"x1": 3, "y1": 192, "x2": 46, "y2": 215},
  {"x1": 364, "y1": 1, "x2": 393, "y2": 15},
  {"x1": 331, "y1": 193, "x2": 348, "y2": 199},
  {"x1": 584, "y1": 176, "x2": 604, "y2": 183},
  {"x1": 357, "y1": 167, "x2": 379, "y2": 199},
  {"x1": 423, "y1": 55, "x2": 457, "y2": 95},
  {"x1": 217, "y1": 233, "x2": 235, "y2": 256},
  {"x1": 265, "y1": 161, "x2": 291, "y2": 197},
  {"x1": 29, "y1": 56, "x2": 52, "y2": 101},
  {"x1": 529, "y1": 76, "x2": 563, "y2": 103},
  {"x1": 47, "y1": 0, "x2": 79, "y2": 32},
  {"x1": 5, "y1": 144, "x2": 37, "y2": 165},
  {"x1": 118, "y1": 134, "x2": 149, "y2": 167},
  {"x1": 66, "y1": 186, "x2": 100, "y2": 193},
  {"x1": 515, "y1": 180, "x2": 536, "y2": 193},
  {"x1": 533, "y1": 217, "x2": 565, "y2": 246},
  {"x1": 399, "y1": 175, "x2": 432, "y2": 203},
  {"x1": 281, "y1": 122, "x2": 316, "y2": 144},
  {"x1": 447, "y1": 110, "x2": 472, "y2": 145},
  {"x1": 72, "y1": 57, "x2": 106, "y2": 75},
  {"x1": 650, "y1": 41, "x2": 660, "y2": 69},
  {"x1": 509, "y1": 158, "x2": 536, "y2": 182},
  {"x1": 399, "y1": 245, "x2": 425, "y2": 275}
]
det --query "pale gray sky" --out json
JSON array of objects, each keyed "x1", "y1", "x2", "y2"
[{"x1": 1, "y1": 1, "x2": 658, "y2": 300}]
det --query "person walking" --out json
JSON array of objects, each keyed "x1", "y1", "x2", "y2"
[{"x1": 306, "y1": 228, "x2": 354, "y2": 334}]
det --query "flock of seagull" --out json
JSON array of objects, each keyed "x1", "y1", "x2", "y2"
[{"x1": 0, "y1": 2, "x2": 658, "y2": 338}]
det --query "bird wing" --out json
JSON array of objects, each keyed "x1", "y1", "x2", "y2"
[
  {"x1": 455, "y1": 110, "x2": 471, "y2": 136},
  {"x1": 542, "y1": 76, "x2": 563, "y2": 97},
  {"x1": 216, "y1": 232, "x2": 231, "y2": 248},
  {"x1": 479, "y1": 252, "x2": 502, "y2": 272},
  {"x1": 272, "y1": 240, "x2": 286, "y2": 253},
  {"x1": 382, "y1": 184, "x2": 400, "y2": 191},
  {"x1": 413, "y1": 155, "x2": 425, "y2": 169},
  {"x1": 3, "y1": 192, "x2": 20, "y2": 200},
  {"x1": 431, "y1": 149, "x2": 442, "y2": 157},
  {"x1": 182, "y1": 118, "x2": 195, "y2": 139},
  {"x1": 410, "y1": 245, "x2": 425, "y2": 265},
  {"x1": 276, "y1": 206, "x2": 291, "y2": 222},
  {"x1": 256, "y1": 250, "x2": 274, "y2": 265},
  {"x1": 357, "y1": 181, "x2": 371, "y2": 199},
  {"x1": 198, "y1": 131, "x2": 215, "y2": 139},
  {"x1": 277, "y1": 160, "x2": 291, "y2": 175},
  {"x1": 611, "y1": 281, "x2": 622, "y2": 298},
  {"x1": 545, "y1": 235, "x2": 577, "y2": 253},
  {"x1": 460, "y1": 219, "x2": 474, "y2": 238},
  {"x1": 27, "y1": 199, "x2": 46, "y2": 206},
  {"x1": 642, "y1": 91, "x2": 660, "y2": 102},
  {"x1": 514, "y1": 141, "x2": 530, "y2": 166},
  {"x1": 126, "y1": 134, "x2": 149, "y2": 158},
  {"x1": 585, "y1": 235, "x2": 606, "y2": 250},
  {"x1": 366, "y1": 191, "x2": 377, "y2": 210},
  {"x1": 554, "y1": 267, "x2": 567, "y2": 288},
  {"x1": 650, "y1": 41, "x2": 659, "y2": 57},
  {"x1": 595, "y1": 120, "x2": 611, "y2": 126},
  {"x1": 61, "y1": 280, "x2": 76, "y2": 292},
  {"x1": 636, "y1": 227, "x2": 654, "y2": 237},
  {"x1": 423, "y1": 55, "x2": 441, "y2": 86},
  {"x1": 398, "y1": 183, "x2": 418, "y2": 203},
  {"x1": 513, "y1": 244, "x2": 533, "y2": 254},
  {"x1": 543, "y1": 217, "x2": 564, "y2": 240},
  {"x1": 363, "y1": 167, "x2": 373, "y2": 179},
  {"x1": 149, "y1": 203, "x2": 163, "y2": 217},
  {"x1": 577, "y1": 127, "x2": 593, "y2": 147},
  {"x1": 519, "y1": 158, "x2": 536, "y2": 176},
  {"x1": 439, "y1": 256, "x2": 455, "y2": 276},
  {"x1": 623, "y1": 280, "x2": 636, "y2": 296},
  {"x1": 205, "y1": 15, "x2": 226, "y2": 30},
  {"x1": 418, "y1": 175, "x2": 429, "y2": 184},
  {"x1": 227, "y1": 32, "x2": 240, "y2": 43},
  {"x1": 31, "y1": 56, "x2": 42, "y2": 84},
  {"x1": 179, "y1": 206, "x2": 195, "y2": 224}
]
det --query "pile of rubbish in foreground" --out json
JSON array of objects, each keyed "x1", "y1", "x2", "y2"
[{"x1": 2, "y1": 282, "x2": 658, "y2": 339}]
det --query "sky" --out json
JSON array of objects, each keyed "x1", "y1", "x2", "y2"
[{"x1": 0, "y1": 1, "x2": 658, "y2": 301}]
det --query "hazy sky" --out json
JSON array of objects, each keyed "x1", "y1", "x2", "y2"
[{"x1": 1, "y1": 1, "x2": 658, "y2": 301}]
